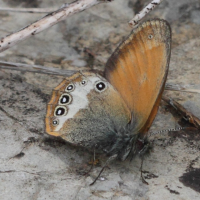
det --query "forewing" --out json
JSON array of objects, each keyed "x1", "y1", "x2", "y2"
[{"x1": 104, "y1": 19, "x2": 171, "y2": 135}]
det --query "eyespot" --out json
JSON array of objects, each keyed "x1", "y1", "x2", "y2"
[
  {"x1": 59, "y1": 93, "x2": 72, "y2": 105},
  {"x1": 52, "y1": 119, "x2": 59, "y2": 126},
  {"x1": 95, "y1": 81, "x2": 107, "y2": 92},
  {"x1": 54, "y1": 106, "x2": 67, "y2": 116},
  {"x1": 80, "y1": 79, "x2": 87, "y2": 86},
  {"x1": 148, "y1": 34, "x2": 153, "y2": 39},
  {"x1": 65, "y1": 83, "x2": 75, "y2": 92}
]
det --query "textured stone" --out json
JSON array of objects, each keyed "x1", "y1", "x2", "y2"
[{"x1": 0, "y1": 0, "x2": 200, "y2": 200}]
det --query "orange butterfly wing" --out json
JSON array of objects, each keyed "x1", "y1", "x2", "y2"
[{"x1": 104, "y1": 19, "x2": 171, "y2": 136}]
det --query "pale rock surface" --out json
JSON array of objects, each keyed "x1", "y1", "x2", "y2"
[{"x1": 0, "y1": 0, "x2": 200, "y2": 199}]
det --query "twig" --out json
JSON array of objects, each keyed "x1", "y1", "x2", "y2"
[
  {"x1": 0, "y1": 170, "x2": 40, "y2": 176},
  {"x1": 0, "y1": 0, "x2": 113, "y2": 53},
  {"x1": 84, "y1": 47, "x2": 96, "y2": 57},
  {"x1": 0, "y1": 105, "x2": 20, "y2": 122},
  {"x1": 3, "y1": 62, "x2": 199, "y2": 92},
  {"x1": 0, "y1": 0, "x2": 163, "y2": 74},
  {"x1": 167, "y1": 88, "x2": 200, "y2": 94},
  {"x1": 162, "y1": 96, "x2": 200, "y2": 130},
  {"x1": 0, "y1": 61, "x2": 77, "y2": 76},
  {"x1": 129, "y1": 0, "x2": 163, "y2": 27},
  {"x1": 0, "y1": 7, "x2": 56, "y2": 13},
  {"x1": 165, "y1": 83, "x2": 200, "y2": 94}
]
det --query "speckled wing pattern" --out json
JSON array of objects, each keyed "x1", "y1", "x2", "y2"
[{"x1": 104, "y1": 19, "x2": 171, "y2": 136}]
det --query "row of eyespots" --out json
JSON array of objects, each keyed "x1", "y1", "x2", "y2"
[
  {"x1": 52, "y1": 80, "x2": 108, "y2": 126},
  {"x1": 52, "y1": 82, "x2": 76, "y2": 126},
  {"x1": 65, "y1": 80, "x2": 107, "y2": 93},
  {"x1": 65, "y1": 79, "x2": 88, "y2": 92},
  {"x1": 53, "y1": 93, "x2": 71, "y2": 118},
  {"x1": 54, "y1": 81, "x2": 107, "y2": 117}
]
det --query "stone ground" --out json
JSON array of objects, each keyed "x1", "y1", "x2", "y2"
[{"x1": 0, "y1": 0, "x2": 200, "y2": 199}]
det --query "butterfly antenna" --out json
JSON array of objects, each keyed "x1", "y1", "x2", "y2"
[{"x1": 148, "y1": 127, "x2": 185, "y2": 138}]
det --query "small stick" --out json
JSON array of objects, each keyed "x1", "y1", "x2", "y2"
[
  {"x1": 167, "y1": 88, "x2": 200, "y2": 94},
  {"x1": 165, "y1": 83, "x2": 200, "y2": 94},
  {"x1": 0, "y1": 0, "x2": 113, "y2": 53},
  {"x1": 0, "y1": 7, "x2": 56, "y2": 13},
  {"x1": 162, "y1": 96, "x2": 200, "y2": 130},
  {"x1": 0, "y1": 105, "x2": 20, "y2": 122},
  {"x1": 0, "y1": 0, "x2": 163, "y2": 74},
  {"x1": 129, "y1": 0, "x2": 163, "y2": 27},
  {"x1": 0, "y1": 61, "x2": 77, "y2": 76},
  {"x1": 84, "y1": 47, "x2": 96, "y2": 57}
]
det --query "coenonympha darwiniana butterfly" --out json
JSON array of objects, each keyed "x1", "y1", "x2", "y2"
[{"x1": 45, "y1": 19, "x2": 171, "y2": 171}]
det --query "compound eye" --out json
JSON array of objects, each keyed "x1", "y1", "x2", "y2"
[
  {"x1": 52, "y1": 119, "x2": 59, "y2": 126},
  {"x1": 66, "y1": 83, "x2": 75, "y2": 92},
  {"x1": 95, "y1": 81, "x2": 107, "y2": 92},
  {"x1": 59, "y1": 93, "x2": 72, "y2": 105},
  {"x1": 54, "y1": 106, "x2": 67, "y2": 116},
  {"x1": 80, "y1": 79, "x2": 87, "y2": 86}
]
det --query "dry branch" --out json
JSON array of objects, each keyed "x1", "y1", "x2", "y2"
[
  {"x1": 0, "y1": 0, "x2": 163, "y2": 74},
  {"x1": 1, "y1": 61, "x2": 199, "y2": 99},
  {"x1": 0, "y1": 7, "x2": 55, "y2": 13},
  {"x1": 162, "y1": 96, "x2": 200, "y2": 130},
  {"x1": 129, "y1": 0, "x2": 163, "y2": 27},
  {"x1": 0, "y1": 61, "x2": 76, "y2": 76},
  {"x1": 165, "y1": 83, "x2": 200, "y2": 94},
  {"x1": 0, "y1": 0, "x2": 112, "y2": 53},
  {"x1": 0, "y1": 0, "x2": 162, "y2": 53}
]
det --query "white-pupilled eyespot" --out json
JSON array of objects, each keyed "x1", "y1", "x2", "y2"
[
  {"x1": 148, "y1": 34, "x2": 153, "y2": 39},
  {"x1": 59, "y1": 93, "x2": 72, "y2": 105},
  {"x1": 65, "y1": 83, "x2": 75, "y2": 92},
  {"x1": 95, "y1": 81, "x2": 107, "y2": 92},
  {"x1": 54, "y1": 106, "x2": 67, "y2": 116},
  {"x1": 52, "y1": 118, "x2": 59, "y2": 126},
  {"x1": 80, "y1": 79, "x2": 87, "y2": 86}
]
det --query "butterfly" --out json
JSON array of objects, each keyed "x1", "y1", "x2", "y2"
[{"x1": 45, "y1": 19, "x2": 171, "y2": 162}]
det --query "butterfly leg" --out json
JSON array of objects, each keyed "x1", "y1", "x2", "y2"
[
  {"x1": 140, "y1": 158, "x2": 149, "y2": 185},
  {"x1": 137, "y1": 137, "x2": 152, "y2": 185},
  {"x1": 90, "y1": 154, "x2": 117, "y2": 186},
  {"x1": 83, "y1": 146, "x2": 99, "y2": 176}
]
